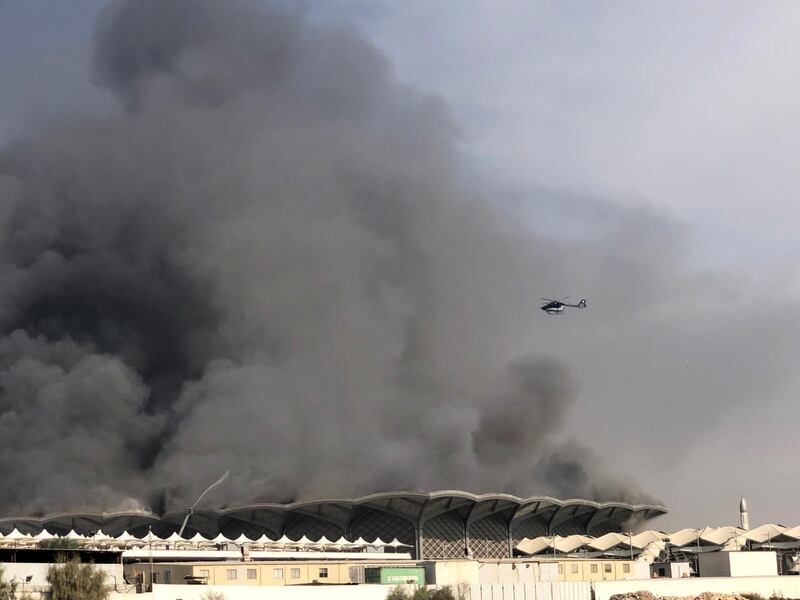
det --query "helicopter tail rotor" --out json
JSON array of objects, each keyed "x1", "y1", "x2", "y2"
[{"x1": 577, "y1": 299, "x2": 587, "y2": 309}]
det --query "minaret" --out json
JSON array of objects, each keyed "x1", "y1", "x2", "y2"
[{"x1": 739, "y1": 496, "x2": 749, "y2": 530}]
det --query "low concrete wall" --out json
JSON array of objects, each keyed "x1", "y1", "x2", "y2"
[
  {"x1": 146, "y1": 581, "x2": 594, "y2": 600},
  {"x1": 464, "y1": 582, "x2": 591, "y2": 600},
  {"x1": 595, "y1": 575, "x2": 800, "y2": 600},
  {"x1": 150, "y1": 583, "x2": 395, "y2": 600}
]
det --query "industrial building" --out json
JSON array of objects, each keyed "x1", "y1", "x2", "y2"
[{"x1": 136, "y1": 560, "x2": 367, "y2": 587}]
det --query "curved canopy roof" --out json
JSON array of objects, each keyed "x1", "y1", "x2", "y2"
[
  {"x1": 0, "y1": 491, "x2": 666, "y2": 539},
  {"x1": 516, "y1": 523, "x2": 800, "y2": 557}
]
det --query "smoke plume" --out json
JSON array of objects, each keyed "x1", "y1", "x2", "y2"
[{"x1": 0, "y1": 0, "x2": 650, "y2": 514}]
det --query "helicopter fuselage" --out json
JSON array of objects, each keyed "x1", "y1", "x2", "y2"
[{"x1": 541, "y1": 303, "x2": 566, "y2": 314}]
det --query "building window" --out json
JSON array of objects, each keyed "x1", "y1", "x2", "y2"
[
  {"x1": 623, "y1": 564, "x2": 631, "y2": 573},
  {"x1": 590, "y1": 564, "x2": 598, "y2": 574},
  {"x1": 273, "y1": 568, "x2": 284, "y2": 579},
  {"x1": 319, "y1": 568, "x2": 328, "y2": 578},
  {"x1": 291, "y1": 568, "x2": 301, "y2": 579},
  {"x1": 247, "y1": 569, "x2": 257, "y2": 580},
  {"x1": 199, "y1": 569, "x2": 210, "y2": 580},
  {"x1": 558, "y1": 564, "x2": 563, "y2": 574},
  {"x1": 164, "y1": 570, "x2": 171, "y2": 584},
  {"x1": 604, "y1": 564, "x2": 612, "y2": 574},
  {"x1": 227, "y1": 569, "x2": 238, "y2": 580},
  {"x1": 570, "y1": 564, "x2": 579, "y2": 574}
]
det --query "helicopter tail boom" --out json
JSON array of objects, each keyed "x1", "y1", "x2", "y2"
[{"x1": 561, "y1": 299, "x2": 587, "y2": 309}]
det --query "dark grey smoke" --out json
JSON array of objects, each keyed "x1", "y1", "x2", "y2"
[{"x1": 0, "y1": 0, "x2": 651, "y2": 515}]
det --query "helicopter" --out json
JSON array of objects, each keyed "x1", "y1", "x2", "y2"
[{"x1": 540, "y1": 297, "x2": 587, "y2": 315}]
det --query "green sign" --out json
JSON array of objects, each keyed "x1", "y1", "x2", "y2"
[{"x1": 378, "y1": 567, "x2": 425, "y2": 585}]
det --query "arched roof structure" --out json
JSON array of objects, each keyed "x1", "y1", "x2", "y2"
[
  {"x1": 0, "y1": 491, "x2": 666, "y2": 560},
  {"x1": 515, "y1": 523, "x2": 800, "y2": 560}
]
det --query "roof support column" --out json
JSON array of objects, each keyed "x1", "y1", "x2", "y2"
[{"x1": 416, "y1": 522, "x2": 423, "y2": 560}]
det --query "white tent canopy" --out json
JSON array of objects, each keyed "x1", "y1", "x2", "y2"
[
  {"x1": 114, "y1": 531, "x2": 144, "y2": 545},
  {"x1": 232, "y1": 533, "x2": 254, "y2": 545},
  {"x1": 253, "y1": 534, "x2": 274, "y2": 544},
  {"x1": 293, "y1": 535, "x2": 314, "y2": 546},
  {"x1": 63, "y1": 529, "x2": 85, "y2": 541},
  {"x1": 3, "y1": 529, "x2": 34, "y2": 542},
  {"x1": 212, "y1": 533, "x2": 230, "y2": 543}
]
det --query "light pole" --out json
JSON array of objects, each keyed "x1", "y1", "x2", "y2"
[
  {"x1": 148, "y1": 526, "x2": 154, "y2": 591},
  {"x1": 177, "y1": 471, "x2": 230, "y2": 538},
  {"x1": 695, "y1": 528, "x2": 701, "y2": 576}
]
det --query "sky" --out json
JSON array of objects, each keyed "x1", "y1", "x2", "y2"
[
  {"x1": 1, "y1": 0, "x2": 799, "y2": 530},
  {"x1": 308, "y1": 1, "x2": 800, "y2": 267}
]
